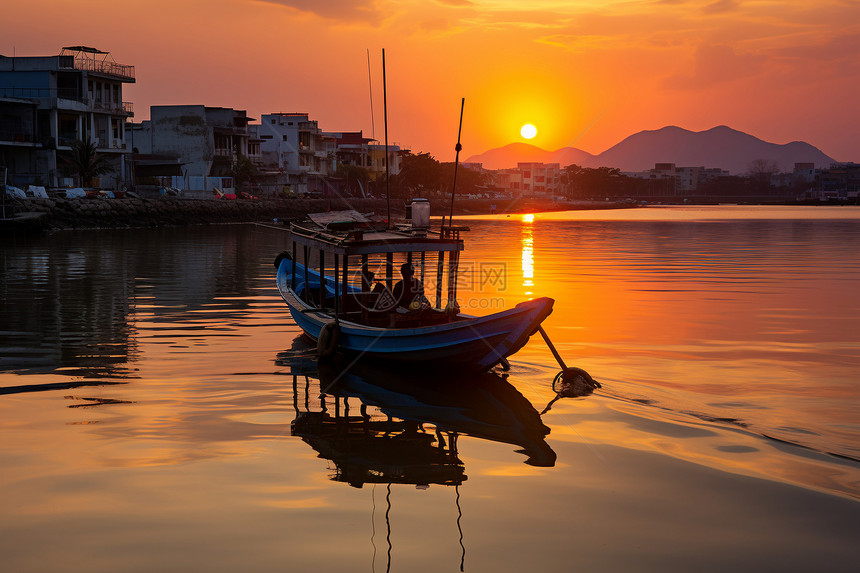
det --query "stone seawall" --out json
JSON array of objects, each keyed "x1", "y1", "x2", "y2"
[
  {"x1": 3, "y1": 195, "x2": 633, "y2": 232},
  {"x1": 4, "y1": 197, "x2": 390, "y2": 230}
]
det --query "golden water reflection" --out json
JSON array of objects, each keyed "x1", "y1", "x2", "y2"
[{"x1": 521, "y1": 214, "x2": 534, "y2": 296}]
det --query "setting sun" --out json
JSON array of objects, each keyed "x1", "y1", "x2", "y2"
[{"x1": 520, "y1": 124, "x2": 537, "y2": 140}]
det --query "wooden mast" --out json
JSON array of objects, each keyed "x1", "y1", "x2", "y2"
[
  {"x1": 382, "y1": 49, "x2": 391, "y2": 227},
  {"x1": 448, "y1": 98, "x2": 465, "y2": 223}
]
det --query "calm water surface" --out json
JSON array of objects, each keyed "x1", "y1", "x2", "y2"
[{"x1": 1, "y1": 206, "x2": 859, "y2": 572}]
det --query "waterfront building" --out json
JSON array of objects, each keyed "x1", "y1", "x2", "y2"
[
  {"x1": 254, "y1": 112, "x2": 336, "y2": 195},
  {"x1": 367, "y1": 143, "x2": 405, "y2": 178},
  {"x1": 251, "y1": 112, "x2": 405, "y2": 195},
  {"x1": 624, "y1": 163, "x2": 729, "y2": 194},
  {"x1": 127, "y1": 105, "x2": 253, "y2": 193},
  {"x1": 816, "y1": 163, "x2": 860, "y2": 200},
  {"x1": 137, "y1": 105, "x2": 252, "y2": 177},
  {"x1": 517, "y1": 162, "x2": 562, "y2": 197},
  {"x1": 0, "y1": 46, "x2": 135, "y2": 189},
  {"x1": 327, "y1": 131, "x2": 374, "y2": 171},
  {"x1": 496, "y1": 168, "x2": 523, "y2": 194},
  {"x1": 793, "y1": 162, "x2": 816, "y2": 183}
]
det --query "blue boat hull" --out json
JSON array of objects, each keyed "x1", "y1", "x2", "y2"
[{"x1": 276, "y1": 257, "x2": 553, "y2": 371}]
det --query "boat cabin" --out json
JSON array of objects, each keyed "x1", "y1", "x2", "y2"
[{"x1": 285, "y1": 210, "x2": 470, "y2": 328}]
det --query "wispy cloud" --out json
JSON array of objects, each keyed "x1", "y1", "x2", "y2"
[
  {"x1": 664, "y1": 43, "x2": 766, "y2": 89},
  {"x1": 536, "y1": 34, "x2": 616, "y2": 52},
  {"x1": 703, "y1": 0, "x2": 741, "y2": 14},
  {"x1": 256, "y1": 0, "x2": 386, "y2": 25},
  {"x1": 773, "y1": 32, "x2": 860, "y2": 62}
]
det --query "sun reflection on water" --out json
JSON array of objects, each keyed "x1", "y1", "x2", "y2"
[{"x1": 521, "y1": 215, "x2": 534, "y2": 296}]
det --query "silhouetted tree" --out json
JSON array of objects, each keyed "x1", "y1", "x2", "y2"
[
  {"x1": 61, "y1": 138, "x2": 114, "y2": 187},
  {"x1": 231, "y1": 152, "x2": 258, "y2": 193},
  {"x1": 336, "y1": 164, "x2": 372, "y2": 196},
  {"x1": 747, "y1": 158, "x2": 780, "y2": 189},
  {"x1": 441, "y1": 162, "x2": 486, "y2": 196},
  {"x1": 394, "y1": 152, "x2": 444, "y2": 199},
  {"x1": 563, "y1": 164, "x2": 626, "y2": 198}
]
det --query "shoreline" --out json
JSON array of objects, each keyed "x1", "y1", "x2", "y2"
[
  {"x1": 0, "y1": 195, "x2": 635, "y2": 232},
  {"x1": 2, "y1": 194, "x2": 855, "y2": 233}
]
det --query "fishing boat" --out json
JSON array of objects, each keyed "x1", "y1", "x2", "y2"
[{"x1": 274, "y1": 207, "x2": 554, "y2": 372}]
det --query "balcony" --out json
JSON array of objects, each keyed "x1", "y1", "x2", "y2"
[
  {"x1": 90, "y1": 99, "x2": 135, "y2": 116},
  {"x1": 0, "y1": 130, "x2": 35, "y2": 144}
]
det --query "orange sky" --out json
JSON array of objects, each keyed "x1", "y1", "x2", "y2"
[{"x1": 4, "y1": 0, "x2": 858, "y2": 161}]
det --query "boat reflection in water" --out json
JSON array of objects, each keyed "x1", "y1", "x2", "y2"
[
  {"x1": 277, "y1": 344, "x2": 558, "y2": 490},
  {"x1": 278, "y1": 346, "x2": 561, "y2": 571}
]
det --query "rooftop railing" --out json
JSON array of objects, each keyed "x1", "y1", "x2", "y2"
[{"x1": 64, "y1": 57, "x2": 135, "y2": 81}]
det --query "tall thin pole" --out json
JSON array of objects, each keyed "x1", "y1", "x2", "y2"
[
  {"x1": 1, "y1": 167, "x2": 7, "y2": 219},
  {"x1": 448, "y1": 98, "x2": 465, "y2": 223},
  {"x1": 367, "y1": 49, "x2": 375, "y2": 143},
  {"x1": 382, "y1": 49, "x2": 391, "y2": 226}
]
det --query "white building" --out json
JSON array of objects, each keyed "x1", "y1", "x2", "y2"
[
  {"x1": 0, "y1": 46, "x2": 135, "y2": 188},
  {"x1": 132, "y1": 105, "x2": 252, "y2": 179},
  {"x1": 517, "y1": 162, "x2": 562, "y2": 197},
  {"x1": 625, "y1": 163, "x2": 729, "y2": 193},
  {"x1": 256, "y1": 113, "x2": 336, "y2": 192}
]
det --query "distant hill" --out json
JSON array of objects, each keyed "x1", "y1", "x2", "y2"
[
  {"x1": 464, "y1": 142, "x2": 597, "y2": 170},
  {"x1": 465, "y1": 126, "x2": 837, "y2": 174}
]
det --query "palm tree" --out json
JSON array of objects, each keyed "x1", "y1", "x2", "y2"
[{"x1": 63, "y1": 139, "x2": 114, "y2": 187}]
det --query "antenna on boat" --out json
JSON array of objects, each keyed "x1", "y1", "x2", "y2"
[
  {"x1": 382, "y1": 49, "x2": 391, "y2": 227},
  {"x1": 448, "y1": 98, "x2": 465, "y2": 223}
]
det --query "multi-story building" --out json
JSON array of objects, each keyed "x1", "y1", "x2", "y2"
[
  {"x1": 817, "y1": 162, "x2": 860, "y2": 200},
  {"x1": 625, "y1": 163, "x2": 729, "y2": 194},
  {"x1": 254, "y1": 112, "x2": 336, "y2": 194},
  {"x1": 0, "y1": 46, "x2": 135, "y2": 188},
  {"x1": 517, "y1": 162, "x2": 562, "y2": 197},
  {"x1": 253, "y1": 113, "x2": 404, "y2": 195},
  {"x1": 496, "y1": 168, "x2": 523, "y2": 194},
  {"x1": 793, "y1": 162, "x2": 816, "y2": 183},
  {"x1": 367, "y1": 143, "x2": 404, "y2": 178},
  {"x1": 327, "y1": 131, "x2": 374, "y2": 170},
  {"x1": 132, "y1": 105, "x2": 252, "y2": 179}
]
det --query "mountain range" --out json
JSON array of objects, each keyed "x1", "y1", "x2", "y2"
[{"x1": 464, "y1": 125, "x2": 838, "y2": 174}]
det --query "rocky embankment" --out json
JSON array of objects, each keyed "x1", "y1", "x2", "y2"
[
  {"x1": 3, "y1": 194, "x2": 632, "y2": 232},
  {"x1": 4, "y1": 196, "x2": 390, "y2": 231}
]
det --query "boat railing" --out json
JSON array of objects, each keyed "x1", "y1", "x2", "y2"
[{"x1": 440, "y1": 225, "x2": 470, "y2": 240}]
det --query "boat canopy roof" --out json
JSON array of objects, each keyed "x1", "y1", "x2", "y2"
[{"x1": 290, "y1": 210, "x2": 465, "y2": 256}]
